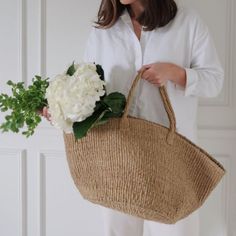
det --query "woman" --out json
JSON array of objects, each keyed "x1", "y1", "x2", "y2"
[{"x1": 40, "y1": 0, "x2": 224, "y2": 235}]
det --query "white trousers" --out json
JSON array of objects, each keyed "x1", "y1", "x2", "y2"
[{"x1": 100, "y1": 205, "x2": 199, "y2": 236}]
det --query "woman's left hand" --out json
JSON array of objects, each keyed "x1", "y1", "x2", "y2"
[{"x1": 138, "y1": 62, "x2": 186, "y2": 87}]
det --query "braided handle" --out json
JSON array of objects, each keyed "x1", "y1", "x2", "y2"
[{"x1": 120, "y1": 70, "x2": 176, "y2": 145}]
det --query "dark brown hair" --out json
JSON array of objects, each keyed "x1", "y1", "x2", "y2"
[{"x1": 93, "y1": 0, "x2": 178, "y2": 31}]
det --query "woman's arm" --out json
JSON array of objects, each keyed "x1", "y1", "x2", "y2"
[
  {"x1": 140, "y1": 10, "x2": 224, "y2": 98},
  {"x1": 180, "y1": 11, "x2": 225, "y2": 98}
]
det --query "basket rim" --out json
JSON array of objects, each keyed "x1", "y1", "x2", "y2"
[{"x1": 63, "y1": 115, "x2": 226, "y2": 173}]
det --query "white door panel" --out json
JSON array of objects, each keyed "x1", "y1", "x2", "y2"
[{"x1": 0, "y1": 0, "x2": 235, "y2": 235}]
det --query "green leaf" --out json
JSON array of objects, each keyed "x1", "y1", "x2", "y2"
[
  {"x1": 102, "y1": 92, "x2": 126, "y2": 115},
  {"x1": 35, "y1": 115, "x2": 41, "y2": 123},
  {"x1": 1, "y1": 107, "x2": 8, "y2": 112},
  {"x1": 72, "y1": 105, "x2": 109, "y2": 140},
  {"x1": 25, "y1": 117, "x2": 34, "y2": 126},
  {"x1": 7, "y1": 80, "x2": 14, "y2": 86},
  {"x1": 66, "y1": 61, "x2": 76, "y2": 76},
  {"x1": 96, "y1": 64, "x2": 107, "y2": 98},
  {"x1": 101, "y1": 110, "x2": 119, "y2": 119},
  {"x1": 35, "y1": 75, "x2": 42, "y2": 80},
  {"x1": 93, "y1": 117, "x2": 109, "y2": 126},
  {"x1": 96, "y1": 64, "x2": 105, "y2": 81}
]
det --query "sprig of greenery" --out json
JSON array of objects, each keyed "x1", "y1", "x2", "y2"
[{"x1": 0, "y1": 76, "x2": 49, "y2": 137}]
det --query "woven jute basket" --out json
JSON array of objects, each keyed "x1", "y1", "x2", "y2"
[{"x1": 63, "y1": 71, "x2": 226, "y2": 224}]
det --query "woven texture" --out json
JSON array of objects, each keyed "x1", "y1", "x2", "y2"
[{"x1": 63, "y1": 71, "x2": 226, "y2": 224}]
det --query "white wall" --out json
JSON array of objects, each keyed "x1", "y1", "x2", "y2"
[{"x1": 0, "y1": 0, "x2": 235, "y2": 235}]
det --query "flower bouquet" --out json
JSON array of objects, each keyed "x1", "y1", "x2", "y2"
[{"x1": 0, "y1": 62, "x2": 126, "y2": 139}]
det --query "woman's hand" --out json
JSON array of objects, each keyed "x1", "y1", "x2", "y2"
[
  {"x1": 138, "y1": 62, "x2": 187, "y2": 88},
  {"x1": 36, "y1": 106, "x2": 53, "y2": 125}
]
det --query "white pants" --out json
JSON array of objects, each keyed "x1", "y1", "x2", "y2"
[{"x1": 100, "y1": 205, "x2": 199, "y2": 236}]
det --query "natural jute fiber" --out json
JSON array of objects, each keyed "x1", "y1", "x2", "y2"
[{"x1": 63, "y1": 71, "x2": 226, "y2": 224}]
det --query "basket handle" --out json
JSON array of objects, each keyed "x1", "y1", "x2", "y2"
[{"x1": 120, "y1": 70, "x2": 176, "y2": 145}]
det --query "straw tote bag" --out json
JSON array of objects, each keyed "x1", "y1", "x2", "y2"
[{"x1": 63, "y1": 71, "x2": 226, "y2": 224}]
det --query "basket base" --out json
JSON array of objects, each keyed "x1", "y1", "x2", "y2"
[
  {"x1": 77, "y1": 186, "x2": 196, "y2": 225},
  {"x1": 85, "y1": 196, "x2": 177, "y2": 224}
]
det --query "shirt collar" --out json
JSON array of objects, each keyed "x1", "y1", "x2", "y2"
[
  {"x1": 120, "y1": 8, "x2": 130, "y2": 23},
  {"x1": 120, "y1": 7, "x2": 144, "y2": 31},
  {"x1": 120, "y1": 8, "x2": 133, "y2": 29}
]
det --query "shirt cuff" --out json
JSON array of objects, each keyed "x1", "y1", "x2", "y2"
[{"x1": 183, "y1": 68, "x2": 199, "y2": 97}]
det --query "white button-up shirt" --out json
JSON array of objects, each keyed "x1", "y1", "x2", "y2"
[{"x1": 82, "y1": 1, "x2": 224, "y2": 143}]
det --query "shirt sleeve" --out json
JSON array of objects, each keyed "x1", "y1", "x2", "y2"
[{"x1": 183, "y1": 12, "x2": 225, "y2": 98}]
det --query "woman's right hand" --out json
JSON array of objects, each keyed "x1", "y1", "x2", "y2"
[{"x1": 36, "y1": 106, "x2": 52, "y2": 124}]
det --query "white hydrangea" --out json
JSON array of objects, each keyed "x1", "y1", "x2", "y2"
[{"x1": 45, "y1": 62, "x2": 106, "y2": 133}]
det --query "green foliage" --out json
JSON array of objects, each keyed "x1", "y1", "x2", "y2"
[
  {"x1": 66, "y1": 61, "x2": 76, "y2": 76},
  {"x1": 72, "y1": 102, "x2": 110, "y2": 139},
  {"x1": 0, "y1": 76, "x2": 49, "y2": 137},
  {"x1": 102, "y1": 92, "x2": 126, "y2": 115},
  {"x1": 96, "y1": 63, "x2": 107, "y2": 100},
  {"x1": 72, "y1": 92, "x2": 126, "y2": 140},
  {"x1": 96, "y1": 64, "x2": 105, "y2": 81}
]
